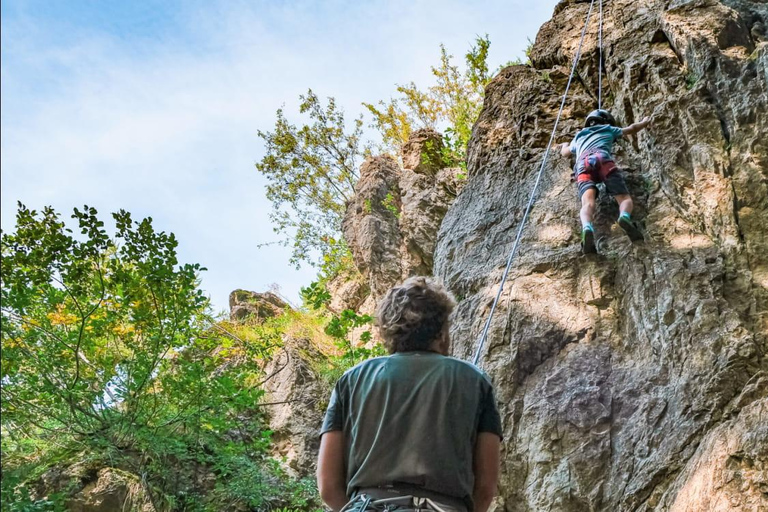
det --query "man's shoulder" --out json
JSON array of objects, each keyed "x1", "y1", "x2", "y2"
[
  {"x1": 339, "y1": 354, "x2": 391, "y2": 380},
  {"x1": 339, "y1": 353, "x2": 492, "y2": 385},
  {"x1": 441, "y1": 356, "x2": 493, "y2": 383}
]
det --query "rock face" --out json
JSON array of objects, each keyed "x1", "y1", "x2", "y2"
[
  {"x1": 33, "y1": 463, "x2": 154, "y2": 512},
  {"x1": 432, "y1": 0, "x2": 768, "y2": 510},
  {"x1": 261, "y1": 338, "x2": 328, "y2": 476},
  {"x1": 343, "y1": 129, "x2": 464, "y2": 313},
  {"x1": 228, "y1": 289, "x2": 326, "y2": 477},
  {"x1": 343, "y1": 155, "x2": 404, "y2": 309},
  {"x1": 66, "y1": 469, "x2": 155, "y2": 512},
  {"x1": 229, "y1": 289, "x2": 287, "y2": 322}
]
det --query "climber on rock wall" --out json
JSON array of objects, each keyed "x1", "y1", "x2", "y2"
[
  {"x1": 558, "y1": 109, "x2": 651, "y2": 254},
  {"x1": 317, "y1": 277, "x2": 502, "y2": 512}
]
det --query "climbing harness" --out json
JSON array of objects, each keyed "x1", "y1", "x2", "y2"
[
  {"x1": 472, "y1": 0, "x2": 605, "y2": 366},
  {"x1": 340, "y1": 494, "x2": 456, "y2": 512}
]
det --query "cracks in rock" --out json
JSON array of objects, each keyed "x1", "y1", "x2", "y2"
[
  {"x1": 573, "y1": 67, "x2": 600, "y2": 107},
  {"x1": 516, "y1": 326, "x2": 589, "y2": 385},
  {"x1": 632, "y1": 465, "x2": 683, "y2": 512},
  {"x1": 626, "y1": 422, "x2": 707, "y2": 509},
  {"x1": 730, "y1": 181, "x2": 748, "y2": 247},
  {"x1": 702, "y1": 74, "x2": 760, "y2": 332},
  {"x1": 700, "y1": 84, "x2": 732, "y2": 148},
  {"x1": 651, "y1": 28, "x2": 685, "y2": 66},
  {"x1": 647, "y1": 254, "x2": 671, "y2": 365}
]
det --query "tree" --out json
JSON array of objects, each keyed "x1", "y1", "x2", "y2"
[
  {"x1": 0, "y1": 204, "x2": 308, "y2": 508},
  {"x1": 1, "y1": 203, "x2": 211, "y2": 438},
  {"x1": 256, "y1": 90, "x2": 366, "y2": 269},
  {"x1": 255, "y1": 37, "x2": 502, "y2": 273},
  {"x1": 364, "y1": 34, "x2": 493, "y2": 164}
]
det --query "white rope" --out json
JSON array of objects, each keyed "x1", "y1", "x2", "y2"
[
  {"x1": 599, "y1": 0, "x2": 604, "y2": 109},
  {"x1": 472, "y1": 0, "x2": 598, "y2": 367}
]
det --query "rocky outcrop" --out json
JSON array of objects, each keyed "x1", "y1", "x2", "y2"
[
  {"x1": 343, "y1": 129, "x2": 464, "y2": 313},
  {"x1": 261, "y1": 338, "x2": 328, "y2": 476},
  {"x1": 343, "y1": 155, "x2": 404, "y2": 309},
  {"x1": 227, "y1": 289, "x2": 327, "y2": 477},
  {"x1": 325, "y1": 273, "x2": 369, "y2": 314},
  {"x1": 433, "y1": 0, "x2": 768, "y2": 510},
  {"x1": 229, "y1": 289, "x2": 287, "y2": 322},
  {"x1": 33, "y1": 463, "x2": 154, "y2": 512},
  {"x1": 66, "y1": 469, "x2": 155, "y2": 512}
]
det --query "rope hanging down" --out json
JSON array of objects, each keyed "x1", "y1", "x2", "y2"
[
  {"x1": 599, "y1": 0, "x2": 604, "y2": 109},
  {"x1": 472, "y1": 0, "x2": 599, "y2": 366}
]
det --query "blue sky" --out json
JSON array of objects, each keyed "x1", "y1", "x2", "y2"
[{"x1": 1, "y1": 0, "x2": 559, "y2": 314}]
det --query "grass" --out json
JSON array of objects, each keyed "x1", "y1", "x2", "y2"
[{"x1": 685, "y1": 71, "x2": 700, "y2": 90}]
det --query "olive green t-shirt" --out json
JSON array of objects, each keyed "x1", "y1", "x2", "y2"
[{"x1": 320, "y1": 351, "x2": 502, "y2": 510}]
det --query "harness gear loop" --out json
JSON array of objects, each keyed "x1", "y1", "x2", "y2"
[{"x1": 472, "y1": 0, "x2": 599, "y2": 367}]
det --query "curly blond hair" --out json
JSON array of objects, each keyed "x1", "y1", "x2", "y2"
[{"x1": 375, "y1": 276, "x2": 456, "y2": 353}]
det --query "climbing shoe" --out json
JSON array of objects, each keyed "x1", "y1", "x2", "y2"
[
  {"x1": 581, "y1": 228, "x2": 597, "y2": 254},
  {"x1": 618, "y1": 216, "x2": 644, "y2": 242}
]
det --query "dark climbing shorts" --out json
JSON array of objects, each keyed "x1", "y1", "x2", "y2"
[{"x1": 574, "y1": 151, "x2": 629, "y2": 199}]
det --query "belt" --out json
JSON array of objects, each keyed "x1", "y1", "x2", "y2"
[{"x1": 350, "y1": 484, "x2": 468, "y2": 512}]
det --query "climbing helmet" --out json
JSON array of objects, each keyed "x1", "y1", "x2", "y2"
[{"x1": 584, "y1": 109, "x2": 617, "y2": 127}]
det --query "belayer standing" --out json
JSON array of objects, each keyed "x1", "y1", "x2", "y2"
[
  {"x1": 558, "y1": 109, "x2": 651, "y2": 254},
  {"x1": 317, "y1": 277, "x2": 502, "y2": 512}
]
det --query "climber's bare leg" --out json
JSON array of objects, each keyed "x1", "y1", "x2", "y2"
[
  {"x1": 614, "y1": 194, "x2": 633, "y2": 217},
  {"x1": 580, "y1": 188, "x2": 597, "y2": 228}
]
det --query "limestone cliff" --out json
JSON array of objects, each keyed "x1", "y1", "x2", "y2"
[
  {"x1": 246, "y1": 1, "x2": 768, "y2": 509},
  {"x1": 430, "y1": 0, "x2": 768, "y2": 510},
  {"x1": 342, "y1": 129, "x2": 465, "y2": 315}
]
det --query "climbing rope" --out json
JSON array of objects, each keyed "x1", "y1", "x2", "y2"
[
  {"x1": 472, "y1": 0, "x2": 599, "y2": 366},
  {"x1": 599, "y1": 0, "x2": 604, "y2": 109}
]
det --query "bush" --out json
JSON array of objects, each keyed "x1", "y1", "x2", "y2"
[{"x1": 0, "y1": 204, "x2": 321, "y2": 510}]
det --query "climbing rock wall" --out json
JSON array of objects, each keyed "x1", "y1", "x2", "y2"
[
  {"x1": 434, "y1": 0, "x2": 768, "y2": 510},
  {"x1": 344, "y1": 130, "x2": 464, "y2": 313}
]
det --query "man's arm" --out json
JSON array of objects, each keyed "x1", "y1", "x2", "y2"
[
  {"x1": 317, "y1": 431, "x2": 348, "y2": 511},
  {"x1": 473, "y1": 432, "x2": 502, "y2": 512},
  {"x1": 622, "y1": 116, "x2": 652, "y2": 136},
  {"x1": 559, "y1": 142, "x2": 573, "y2": 158}
]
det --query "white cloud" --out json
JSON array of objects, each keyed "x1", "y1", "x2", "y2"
[{"x1": 1, "y1": 0, "x2": 558, "y2": 312}]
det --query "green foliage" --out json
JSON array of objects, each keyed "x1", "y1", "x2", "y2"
[
  {"x1": 685, "y1": 70, "x2": 700, "y2": 89},
  {"x1": 318, "y1": 309, "x2": 384, "y2": 387},
  {"x1": 381, "y1": 192, "x2": 400, "y2": 218},
  {"x1": 200, "y1": 443, "x2": 321, "y2": 511},
  {"x1": 300, "y1": 282, "x2": 331, "y2": 310},
  {"x1": 1, "y1": 204, "x2": 320, "y2": 511},
  {"x1": 318, "y1": 237, "x2": 357, "y2": 283},
  {"x1": 256, "y1": 90, "x2": 366, "y2": 269},
  {"x1": 1, "y1": 472, "x2": 65, "y2": 512},
  {"x1": 324, "y1": 309, "x2": 372, "y2": 340},
  {"x1": 364, "y1": 34, "x2": 493, "y2": 165},
  {"x1": 1, "y1": 203, "x2": 208, "y2": 439}
]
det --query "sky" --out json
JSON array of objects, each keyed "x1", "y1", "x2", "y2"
[{"x1": 1, "y1": 0, "x2": 559, "y2": 314}]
